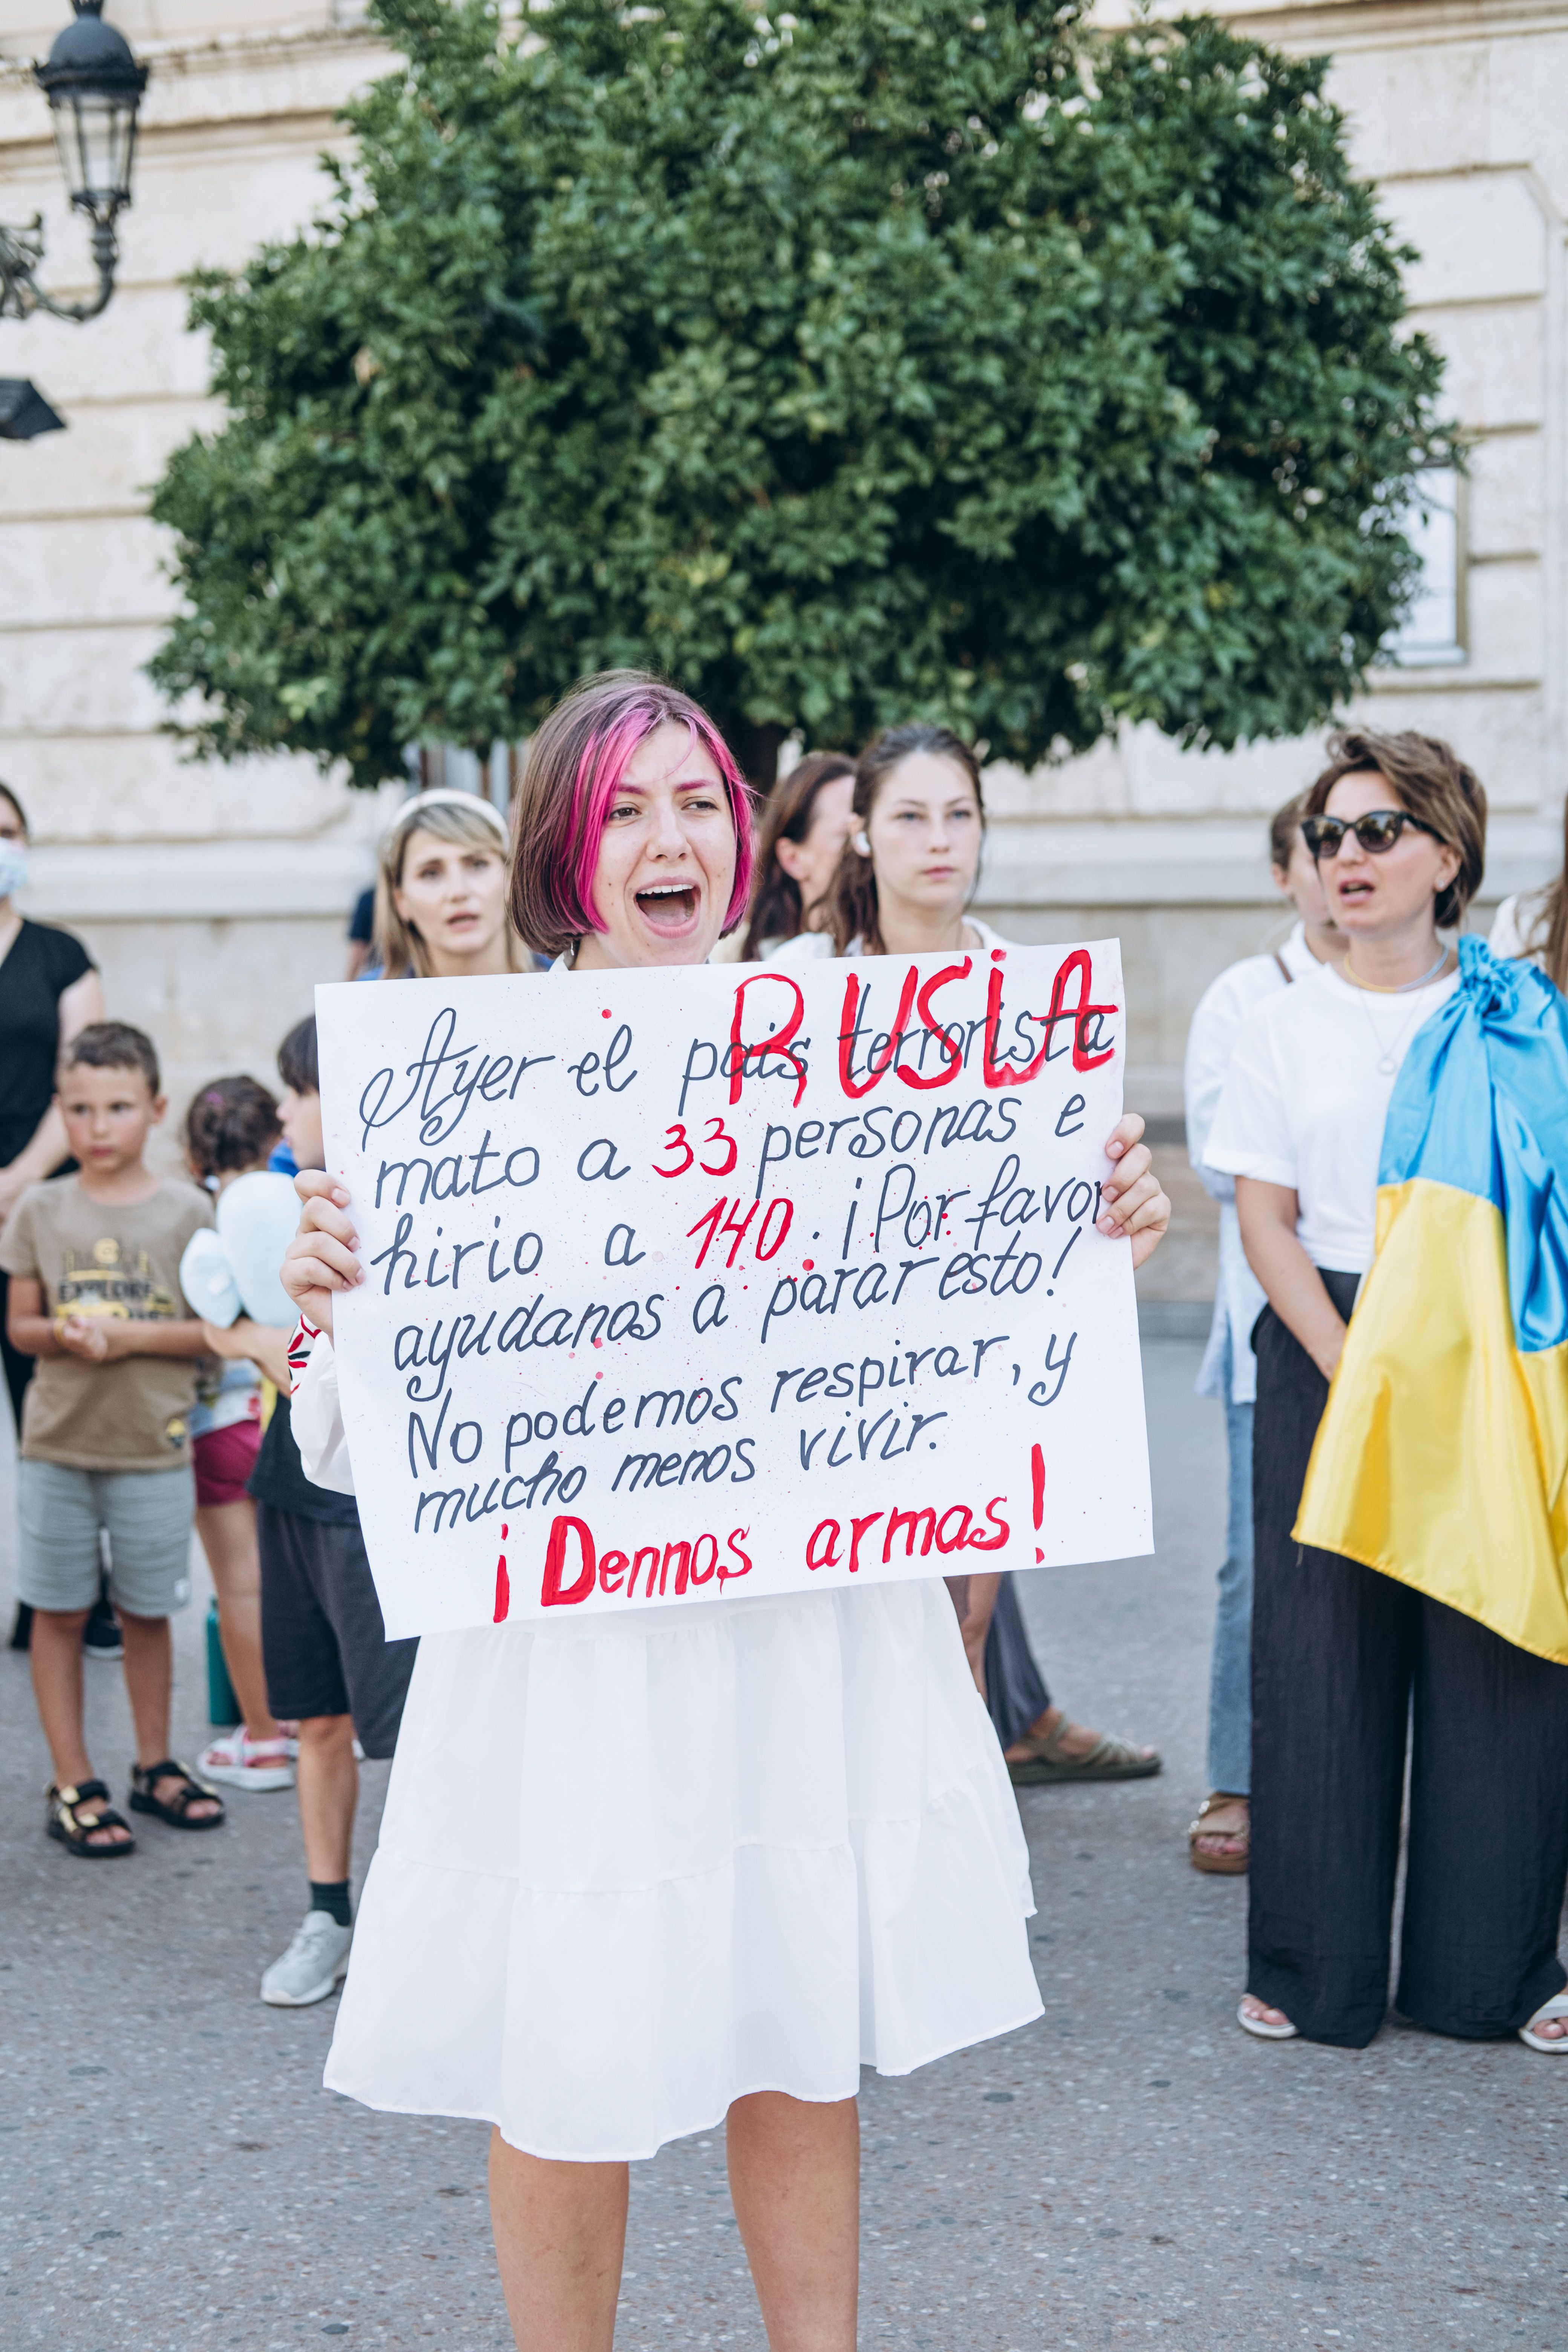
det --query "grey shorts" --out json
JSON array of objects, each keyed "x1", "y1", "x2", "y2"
[{"x1": 17, "y1": 1458, "x2": 195, "y2": 1619}]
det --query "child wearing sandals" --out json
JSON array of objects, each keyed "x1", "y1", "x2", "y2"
[
  {"x1": 180, "y1": 1074, "x2": 297, "y2": 1795},
  {"x1": 0, "y1": 1021, "x2": 225, "y2": 1854}
]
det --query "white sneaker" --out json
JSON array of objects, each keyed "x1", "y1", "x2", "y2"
[{"x1": 260, "y1": 1910, "x2": 352, "y2": 2007}]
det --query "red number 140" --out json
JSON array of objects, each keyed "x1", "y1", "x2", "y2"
[{"x1": 686, "y1": 1195, "x2": 794, "y2": 1270}]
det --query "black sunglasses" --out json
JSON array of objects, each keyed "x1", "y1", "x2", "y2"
[{"x1": 1301, "y1": 810, "x2": 1443, "y2": 860}]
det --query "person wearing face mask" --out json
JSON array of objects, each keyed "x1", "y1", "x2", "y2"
[
  {"x1": 368, "y1": 790, "x2": 534, "y2": 983},
  {"x1": 1206, "y1": 729, "x2": 1568, "y2": 2053},
  {"x1": 775, "y1": 724, "x2": 1165, "y2": 1789},
  {"x1": 1181, "y1": 795, "x2": 1346, "y2": 1874},
  {"x1": 0, "y1": 782, "x2": 110, "y2": 1657},
  {"x1": 276, "y1": 671, "x2": 1173, "y2": 2352},
  {"x1": 722, "y1": 750, "x2": 856, "y2": 963}
]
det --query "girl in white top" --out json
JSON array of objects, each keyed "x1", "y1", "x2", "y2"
[
  {"x1": 1207, "y1": 726, "x2": 1568, "y2": 2056},
  {"x1": 776, "y1": 725, "x2": 1165, "y2": 1787},
  {"x1": 279, "y1": 674, "x2": 1173, "y2": 2352}
]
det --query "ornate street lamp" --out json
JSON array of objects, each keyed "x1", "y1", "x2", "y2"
[{"x1": 0, "y1": 3, "x2": 149, "y2": 325}]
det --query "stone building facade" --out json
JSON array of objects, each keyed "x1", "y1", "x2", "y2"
[{"x1": 1, "y1": 0, "x2": 1562, "y2": 1159}]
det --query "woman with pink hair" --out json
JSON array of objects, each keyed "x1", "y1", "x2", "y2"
[{"x1": 280, "y1": 671, "x2": 1171, "y2": 2351}]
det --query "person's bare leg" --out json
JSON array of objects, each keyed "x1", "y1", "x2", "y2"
[
  {"x1": 727, "y1": 2092, "x2": 859, "y2": 2352},
  {"x1": 296, "y1": 1713, "x2": 358, "y2": 1882},
  {"x1": 120, "y1": 1608, "x2": 222, "y2": 1818},
  {"x1": 31, "y1": 1605, "x2": 132, "y2": 1848},
  {"x1": 31, "y1": 1605, "x2": 93, "y2": 1787},
  {"x1": 488, "y1": 2132, "x2": 627, "y2": 2352},
  {"x1": 956, "y1": 1573, "x2": 1001, "y2": 1698},
  {"x1": 194, "y1": 1500, "x2": 282, "y2": 1745}
]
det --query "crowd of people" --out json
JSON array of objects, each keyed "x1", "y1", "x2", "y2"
[{"x1": 3, "y1": 677, "x2": 1566, "y2": 2350}]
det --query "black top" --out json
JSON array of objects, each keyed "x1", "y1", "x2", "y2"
[
  {"x1": 248, "y1": 1391, "x2": 362, "y2": 1528},
  {"x1": 0, "y1": 919, "x2": 95, "y2": 1168}
]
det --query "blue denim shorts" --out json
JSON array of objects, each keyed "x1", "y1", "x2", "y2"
[{"x1": 17, "y1": 1459, "x2": 195, "y2": 1617}]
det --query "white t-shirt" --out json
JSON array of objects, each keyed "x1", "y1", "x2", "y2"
[
  {"x1": 1490, "y1": 891, "x2": 1548, "y2": 969},
  {"x1": 771, "y1": 915, "x2": 1009, "y2": 963},
  {"x1": 1204, "y1": 958, "x2": 1459, "y2": 1274},
  {"x1": 1183, "y1": 921, "x2": 1322, "y2": 1402}
]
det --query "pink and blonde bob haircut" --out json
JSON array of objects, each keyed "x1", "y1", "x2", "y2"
[{"x1": 510, "y1": 670, "x2": 756, "y2": 958}]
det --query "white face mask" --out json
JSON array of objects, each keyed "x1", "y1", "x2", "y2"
[{"x1": 0, "y1": 840, "x2": 27, "y2": 899}]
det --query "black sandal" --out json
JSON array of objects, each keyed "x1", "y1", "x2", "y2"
[
  {"x1": 47, "y1": 1779, "x2": 136, "y2": 1857},
  {"x1": 127, "y1": 1758, "x2": 226, "y2": 1830}
]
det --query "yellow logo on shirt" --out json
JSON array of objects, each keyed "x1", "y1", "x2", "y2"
[{"x1": 56, "y1": 1242, "x2": 176, "y2": 1325}]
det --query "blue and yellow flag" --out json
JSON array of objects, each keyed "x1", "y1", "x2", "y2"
[{"x1": 1294, "y1": 935, "x2": 1568, "y2": 1664}]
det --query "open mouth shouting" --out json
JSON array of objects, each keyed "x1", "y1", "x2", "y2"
[{"x1": 634, "y1": 878, "x2": 701, "y2": 934}]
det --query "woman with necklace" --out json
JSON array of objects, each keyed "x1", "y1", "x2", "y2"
[
  {"x1": 1206, "y1": 727, "x2": 1568, "y2": 2051},
  {"x1": 776, "y1": 724, "x2": 1165, "y2": 1785}
]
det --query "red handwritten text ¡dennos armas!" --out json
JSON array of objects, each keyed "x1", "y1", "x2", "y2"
[{"x1": 513, "y1": 1492, "x2": 1013, "y2": 1616}]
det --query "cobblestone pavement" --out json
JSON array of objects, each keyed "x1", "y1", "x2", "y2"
[{"x1": 2, "y1": 1343, "x2": 1565, "y2": 2350}]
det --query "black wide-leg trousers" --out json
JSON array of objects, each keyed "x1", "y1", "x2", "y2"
[{"x1": 1249, "y1": 1273, "x2": 1568, "y2": 2048}]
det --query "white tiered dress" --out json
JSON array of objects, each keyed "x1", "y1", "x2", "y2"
[{"x1": 294, "y1": 1337, "x2": 1043, "y2": 2162}]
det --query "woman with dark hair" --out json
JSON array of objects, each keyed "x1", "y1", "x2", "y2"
[
  {"x1": 0, "y1": 781, "x2": 109, "y2": 1655},
  {"x1": 277, "y1": 671, "x2": 1170, "y2": 2350},
  {"x1": 777, "y1": 724, "x2": 1165, "y2": 1786},
  {"x1": 1208, "y1": 727, "x2": 1568, "y2": 2051},
  {"x1": 735, "y1": 750, "x2": 856, "y2": 962}
]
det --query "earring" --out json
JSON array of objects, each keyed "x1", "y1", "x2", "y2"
[{"x1": 854, "y1": 834, "x2": 871, "y2": 856}]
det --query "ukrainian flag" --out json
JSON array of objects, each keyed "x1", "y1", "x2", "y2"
[{"x1": 1294, "y1": 935, "x2": 1568, "y2": 1664}]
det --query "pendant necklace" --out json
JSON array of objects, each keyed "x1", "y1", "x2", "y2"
[{"x1": 1344, "y1": 949, "x2": 1452, "y2": 1077}]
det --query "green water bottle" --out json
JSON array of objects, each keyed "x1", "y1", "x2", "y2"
[{"x1": 205, "y1": 1599, "x2": 240, "y2": 1729}]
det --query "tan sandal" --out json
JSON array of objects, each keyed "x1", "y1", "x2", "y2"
[
  {"x1": 1007, "y1": 1718, "x2": 1161, "y2": 1786},
  {"x1": 1190, "y1": 1793, "x2": 1250, "y2": 1875}
]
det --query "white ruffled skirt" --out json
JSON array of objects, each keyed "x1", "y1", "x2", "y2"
[{"x1": 325, "y1": 1579, "x2": 1042, "y2": 2161}]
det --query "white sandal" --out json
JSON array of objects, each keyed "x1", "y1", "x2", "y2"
[
  {"x1": 197, "y1": 1730, "x2": 296, "y2": 1792},
  {"x1": 1237, "y1": 1999, "x2": 1298, "y2": 2042},
  {"x1": 1519, "y1": 1994, "x2": 1568, "y2": 2053}
]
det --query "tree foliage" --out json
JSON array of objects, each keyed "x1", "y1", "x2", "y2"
[{"x1": 149, "y1": 0, "x2": 1450, "y2": 788}]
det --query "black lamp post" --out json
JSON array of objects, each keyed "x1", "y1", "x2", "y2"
[{"x1": 0, "y1": 2, "x2": 149, "y2": 325}]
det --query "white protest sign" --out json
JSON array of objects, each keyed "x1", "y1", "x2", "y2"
[{"x1": 315, "y1": 942, "x2": 1152, "y2": 1637}]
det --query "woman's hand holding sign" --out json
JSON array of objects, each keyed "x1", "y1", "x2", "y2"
[
  {"x1": 1096, "y1": 1112, "x2": 1170, "y2": 1269},
  {"x1": 281, "y1": 1169, "x2": 362, "y2": 1340}
]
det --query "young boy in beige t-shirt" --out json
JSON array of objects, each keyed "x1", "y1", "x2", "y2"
[{"x1": 0, "y1": 1022, "x2": 225, "y2": 1854}]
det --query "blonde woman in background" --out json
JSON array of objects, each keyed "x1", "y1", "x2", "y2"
[{"x1": 369, "y1": 790, "x2": 534, "y2": 983}]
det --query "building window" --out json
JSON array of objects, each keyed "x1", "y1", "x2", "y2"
[
  {"x1": 1386, "y1": 467, "x2": 1465, "y2": 668},
  {"x1": 410, "y1": 742, "x2": 520, "y2": 812}
]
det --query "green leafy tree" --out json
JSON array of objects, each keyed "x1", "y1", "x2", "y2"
[{"x1": 149, "y1": 0, "x2": 1450, "y2": 789}]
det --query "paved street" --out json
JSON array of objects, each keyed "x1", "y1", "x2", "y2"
[{"x1": 3, "y1": 1341, "x2": 1565, "y2": 2352}]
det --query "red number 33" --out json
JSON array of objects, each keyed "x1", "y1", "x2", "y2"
[
  {"x1": 654, "y1": 1122, "x2": 694, "y2": 1178},
  {"x1": 654, "y1": 1117, "x2": 737, "y2": 1179},
  {"x1": 698, "y1": 1116, "x2": 738, "y2": 1176}
]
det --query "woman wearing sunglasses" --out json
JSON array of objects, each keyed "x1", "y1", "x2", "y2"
[{"x1": 1204, "y1": 729, "x2": 1568, "y2": 2052}]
